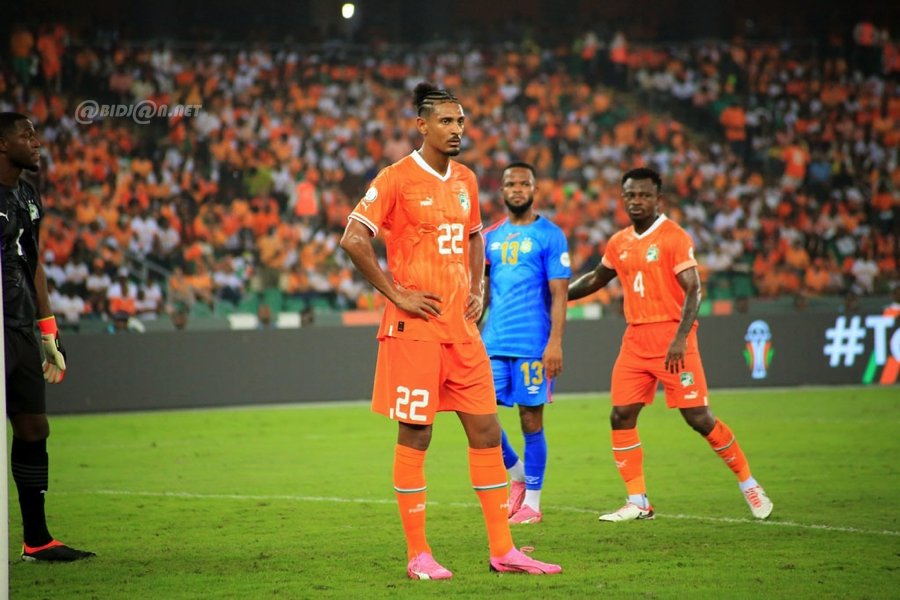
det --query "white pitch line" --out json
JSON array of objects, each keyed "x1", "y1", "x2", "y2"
[
  {"x1": 655, "y1": 512, "x2": 900, "y2": 537},
  {"x1": 72, "y1": 489, "x2": 900, "y2": 537}
]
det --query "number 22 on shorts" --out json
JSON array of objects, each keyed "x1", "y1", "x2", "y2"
[{"x1": 390, "y1": 386, "x2": 429, "y2": 422}]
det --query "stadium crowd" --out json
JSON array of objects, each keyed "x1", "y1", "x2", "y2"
[{"x1": 1, "y1": 21, "x2": 897, "y2": 327}]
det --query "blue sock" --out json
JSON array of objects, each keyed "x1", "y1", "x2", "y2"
[
  {"x1": 523, "y1": 429, "x2": 547, "y2": 490},
  {"x1": 500, "y1": 429, "x2": 519, "y2": 470}
]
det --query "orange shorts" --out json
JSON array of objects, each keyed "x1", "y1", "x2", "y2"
[
  {"x1": 610, "y1": 322, "x2": 709, "y2": 409},
  {"x1": 371, "y1": 337, "x2": 496, "y2": 424}
]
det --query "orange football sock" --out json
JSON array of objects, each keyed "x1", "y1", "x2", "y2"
[
  {"x1": 468, "y1": 446, "x2": 514, "y2": 557},
  {"x1": 612, "y1": 428, "x2": 646, "y2": 496},
  {"x1": 704, "y1": 419, "x2": 752, "y2": 482},
  {"x1": 393, "y1": 444, "x2": 430, "y2": 560}
]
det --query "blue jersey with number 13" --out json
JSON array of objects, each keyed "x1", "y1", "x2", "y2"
[{"x1": 482, "y1": 216, "x2": 571, "y2": 357}]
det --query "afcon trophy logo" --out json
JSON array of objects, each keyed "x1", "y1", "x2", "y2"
[{"x1": 743, "y1": 320, "x2": 774, "y2": 379}]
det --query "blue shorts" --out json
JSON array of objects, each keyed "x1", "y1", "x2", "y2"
[{"x1": 490, "y1": 356, "x2": 552, "y2": 408}]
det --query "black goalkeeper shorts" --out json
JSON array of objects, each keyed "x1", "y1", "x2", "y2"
[{"x1": 4, "y1": 327, "x2": 46, "y2": 416}]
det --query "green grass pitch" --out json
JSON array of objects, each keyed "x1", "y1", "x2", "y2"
[{"x1": 7, "y1": 386, "x2": 899, "y2": 599}]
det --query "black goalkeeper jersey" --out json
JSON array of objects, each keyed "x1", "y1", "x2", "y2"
[{"x1": 0, "y1": 178, "x2": 43, "y2": 330}]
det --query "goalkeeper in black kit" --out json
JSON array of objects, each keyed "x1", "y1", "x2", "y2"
[{"x1": 0, "y1": 112, "x2": 94, "y2": 561}]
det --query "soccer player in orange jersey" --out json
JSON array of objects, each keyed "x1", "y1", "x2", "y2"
[
  {"x1": 568, "y1": 167, "x2": 773, "y2": 522},
  {"x1": 340, "y1": 83, "x2": 561, "y2": 579}
]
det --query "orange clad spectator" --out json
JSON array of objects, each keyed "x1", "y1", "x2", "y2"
[
  {"x1": 250, "y1": 199, "x2": 280, "y2": 237},
  {"x1": 775, "y1": 266, "x2": 802, "y2": 296},
  {"x1": 872, "y1": 187, "x2": 896, "y2": 215},
  {"x1": 754, "y1": 268, "x2": 781, "y2": 298},
  {"x1": 720, "y1": 104, "x2": 747, "y2": 141},
  {"x1": 804, "y1": 258, "x2": 833, "y2": 295},
  {"x1": 75, "y1": 195, "x2": 99, "y2": 226},
  {"x1": 167, "y1": 266, "x2": 195, "y2": 309},
  {"x1": 10, "y1": 26, "x2": 35, "y2": 84},
  {"x1": 10, "y1": 27, "x2": 33, "y2": 58},
  {"x1": 614, "y1": 120, "x2": 636, "y2": 146},
  {"x1": 610, "y1": 31, "x2": 628, "y2": 66},
  {"x1": 782, "y1": 142, "x2": 809, "y2": 188},
  {"x1": 186, "y1": 265, "x2": 215, "y2": 304},
  {"x1": 30, "y1": 96, "x2": 49, "y2": 124},
  {"x1": 44, "y1": 228, "x2": 75, "y2": 265},
  {"x1": 256, "y1": 228, "x2": 285, "y2": 288},
  {"x1": 109, "y1": 295, "x2": 137, "y2": 316},
  {"x1": 281, "y1": 264, "x2": 312, "y2": 297},
  {"x1": 79, "y1": 222, "x2": 103, "y2": 253},
  {"x1": 294, "y1": 180, "x2": 319, "y2": 218},
  {"x1": 37, "y1": 27, "x2": 63, "y2": 82}
]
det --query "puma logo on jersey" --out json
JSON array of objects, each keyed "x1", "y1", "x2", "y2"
[
  {"x1": 619, "y1": 251, "x2": 628, "y2": 260},
  {"x1": 360, "y1": 186, "x2": 378, "y2": 211},
  {"x1": 0, "y1": 212, "x2": 8, "y2": 221},
  {"x1": 420, "y1": 197, "x2": 433, "y2": 206}
]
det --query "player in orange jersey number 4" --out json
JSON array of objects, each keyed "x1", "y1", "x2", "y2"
[
  {"x1": 568, "y1": 167, "x2": 773, "y2": 522},
  {"x1": 340, "y1": 83, "x2": 561, "y2": 579}
]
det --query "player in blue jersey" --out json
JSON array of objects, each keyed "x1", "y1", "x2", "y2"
[{"x1": 481, "y1": 162, "x2": 571, "y2": 524}]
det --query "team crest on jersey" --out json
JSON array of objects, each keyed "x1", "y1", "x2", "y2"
[
  {"x1": 520, "y1": 238, "x2": 533, "y2": 253},
  {"x1": 458, "y1": 190, "x2": 470, "y2": 211},
  {"x1": 28, "y1": 201, "x2": 40, "y2": 221},
  {"x1": 679, "y1": 372, "x2": 695, "y2": 387},
  {"x1": 646, "y1": 244, "x2": 659, "y2": 262}
]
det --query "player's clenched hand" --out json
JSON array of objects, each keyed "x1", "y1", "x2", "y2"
[
  {"x1": 464, "y1": 291, "x2": 483, "y2": 322},
  {"x1": 394, "y1": 286, "x2": 443, "y2": 320},
  {"x1": 543, "y1": 342, "x2": 563, "y2": 380},
  {"x1": 664, "y1": 337, "x2": 687, "y2": 374},
  {"x1": 38, "y1": 316, "x2": 67, "y2": 384}
]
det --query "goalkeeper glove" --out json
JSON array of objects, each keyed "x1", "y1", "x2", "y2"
[{"x1": 37, "y1": 315, "x2": 67, "y2": 384}]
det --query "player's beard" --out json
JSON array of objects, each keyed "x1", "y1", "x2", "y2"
[
  {"x1": 504, "y1": 196, "x2": 533, "y2": 216},
  {"x1": 16, "y1": 151, "x2": 40, "y2": 172},
  {"x1": 445, "y1": 137, "x2": 462, "y2": 156}
]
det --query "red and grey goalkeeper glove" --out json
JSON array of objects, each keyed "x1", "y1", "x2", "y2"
[{"x1": 37, "y1": 316, "x2": 67, "y2": 383}]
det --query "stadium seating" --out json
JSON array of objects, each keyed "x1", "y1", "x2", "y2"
[{"x1": 4, "y1": 24, "x2": 894, "y2": 331}]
